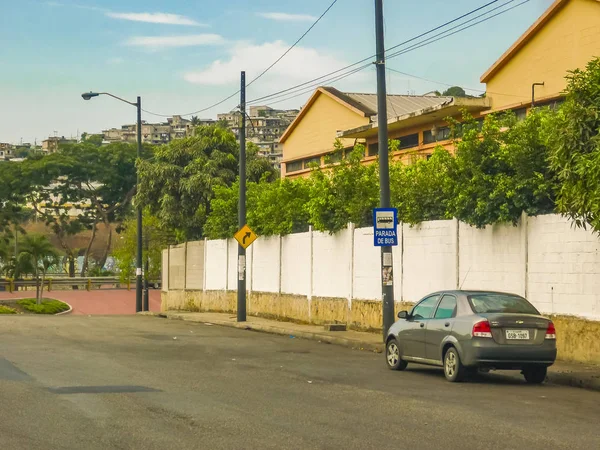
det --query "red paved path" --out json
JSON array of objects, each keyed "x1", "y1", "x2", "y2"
[{"x1": 0, "y1": 289, "x2": 161, "y2": 315}]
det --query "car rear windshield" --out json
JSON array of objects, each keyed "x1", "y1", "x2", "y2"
[{"x1": 467, "y1": 293, "x2": 539, "y2": 315}]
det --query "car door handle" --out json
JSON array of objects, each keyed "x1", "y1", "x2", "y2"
[
  {"x1": 420, "y1": 323, "x2": 425, "y2": 328},
  {"x1": 444, "y1": 322, "x2": 450, "y2": 327}
]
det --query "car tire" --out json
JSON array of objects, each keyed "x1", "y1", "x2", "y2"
[
  {"x1": 386, "y1": 338, "x2": 408, "y2": 371},
  {"x1": 443, "y1": 347, "x2": 465, "y2": 382},
  {"x1": 523, "y1": 367, "x2": 547, "y2": 384}
]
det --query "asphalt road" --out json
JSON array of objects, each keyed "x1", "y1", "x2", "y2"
[{"x1": 0, "y1": 315, "x2": 598, "y2": 450}]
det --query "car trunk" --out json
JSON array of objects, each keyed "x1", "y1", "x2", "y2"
[{"x1": 479, "y1": 313, "x2": 550, "y2": 345}]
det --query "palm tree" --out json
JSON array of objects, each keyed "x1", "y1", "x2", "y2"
[
  {"x1": 19, "y1": 234, "x2": 61, "y2": 304},
  {"x1": 191, "y1": 116, "x2": 201, "y2": 126}
]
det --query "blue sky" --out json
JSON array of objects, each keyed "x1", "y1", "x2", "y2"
[{"x1": 0, "y1": 0, "x2": 552, "y2": 144}]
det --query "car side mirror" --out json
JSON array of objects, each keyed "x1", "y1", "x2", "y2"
[{"x1": 397, "y1": 311, "x2": 408, "y2": 320}]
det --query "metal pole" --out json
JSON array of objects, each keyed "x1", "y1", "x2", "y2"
[
  {"x1": 237, "y1": 72, "x2": 247, "y2": 322},
  {"x1": 531, "y1": 82, "x2": 544, "y2": 108},
  {"x1": 135, "y1": 96, "x2": 143, "y2": 313},
  {"x1": 375, "y1": 0, "x2": 395, "y2": 339}
]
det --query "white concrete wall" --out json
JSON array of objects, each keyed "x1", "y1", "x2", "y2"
[
  {"x1": 252, "y1": 235, "x2": 281, "y2": 293},
  {"x1": 312, "y1": 226, "x2": 352, "y2": 299},
  {"x1": 528, "y1": 215, "x2": 600, "y2": 319},
  {"x1": 353, "y1": 227, "x2": 381, "y2": 300},
  {"x1": 459, "y1": 221, "x2": 525, "y2": 296},
  {"x1": 227, "y1": 239, "x2": 238, "y2": 290},
  {"x1": 168, "y1": 244, "x2": 186, "y2": 290},
  {"x1": 402, "y1": 220, "x2": 458, "y2": 303},
  {"x1": 281, "y1": 232, "x2": 311, "y2": 296},
  {"x1": 167, "y1": 214, "x2": 600, "y2": 320},
  {"x1": 185, "y1": 241, "x2": 204, "y2": 290},
  {"x1": 205, "y1": 239, "x2": 227, "y2": 291}
]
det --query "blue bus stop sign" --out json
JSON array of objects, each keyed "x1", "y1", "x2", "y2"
[{"x1": 373, "y1": 208, "x2": 398, "y2": 246}]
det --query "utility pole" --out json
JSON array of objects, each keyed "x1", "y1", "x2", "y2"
[
  {"x1": 135, "y1": 96, "x2": 143, "y2": 313},
  {"x1": 375, "y1": 0, "x2": 395, "y2": 339},
  {"x1": 237, "y1": 71, "x2": 247, "y2": 322}
]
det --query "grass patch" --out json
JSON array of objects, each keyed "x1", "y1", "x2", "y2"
[
  {"x1": 16, "y1": 298, "x2": 70, "y2": 314},
  {"x1": 0, "y1": 305, "x2": 17, "y2": 314}
]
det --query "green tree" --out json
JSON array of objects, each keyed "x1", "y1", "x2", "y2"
[
  {"x1": 391, "y1": 148, "x2": 455, "y2": 225},
  {"x1": 442, "y1": 86, "x2": 467, "y2": 97},
  {"x1": 22, "y1": 142, "x2": 145, "y2": 275},
  {"x1": 249, "y1": 177, "x2": 310, "y2": 235},
  {"x1": 18, "y1": 234, "x2": 61, "y2": 304},
  {"x1": 137, "y1": 124, "x2": 275, "y2": 241},
  {"x1": 306, "y1": 144, "x2": 379, "y2": 233},
  {"x1": 0, "y1": 162, "x2": 28, "y2": 235},
  {"x1": 547, "y1": 57, "x2": 600, "y2": 232},
  {"x1": 190, "y1": 116, "x2": 201, "y2": 126},
  {"x1": 81, "y1": 132, "x2": 103, "y2": 147},
  {"x1": 448, "y1": 111, "x2": 556, "y2": 227},
  {"x1": 112, "y1": 210, "x2": 171, "y2": 283}
]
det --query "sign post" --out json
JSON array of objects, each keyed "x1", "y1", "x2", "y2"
[{"x1": 374, "y1": 207, "x2": 398, "y2": 339}]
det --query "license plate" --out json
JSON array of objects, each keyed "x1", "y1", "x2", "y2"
[{"x1": 505, "y1": 329, "x2": 529, "y2": 340}]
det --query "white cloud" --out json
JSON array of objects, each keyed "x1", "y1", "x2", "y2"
[
  {"x1": 106, "y1": 12, "x2": 205, "y2": 26},
  {"x1": 125, "y1": 34, "x2": 225, "y2": 50},
  {"x1": 183, "y1": 41, "x2": 364, "y2": 90},
  {"x1": 257, "y1": 12, "x2": 317, "y2": 22}
]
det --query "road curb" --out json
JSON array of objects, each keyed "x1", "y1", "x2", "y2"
[
  {"x1": 55, "y1": 301, "x2": 73, "y2": 316},
  {"x1": 546, "y1": 371, "x2": 600, "y2": 392},
  {"x1": 144, "y1": 311, "x2": 384, "y2": 353}
]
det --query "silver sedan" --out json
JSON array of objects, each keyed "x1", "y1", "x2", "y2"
[{"x1": 385, "y1": 290, "x2": 557, "y2": 383}]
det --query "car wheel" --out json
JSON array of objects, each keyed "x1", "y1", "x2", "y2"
[
  {"x1": 523, "y1": 367, "x2": 547, "y2": 384},
  {"x1": 444, "y1": 347, "x2": 465, "y2": 382},
  {"x1": 386, "y1": 338, "x2": 408, "y2": 371}
]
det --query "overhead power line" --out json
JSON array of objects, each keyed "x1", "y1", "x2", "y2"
[
  {"x1": 386, "y1": 66, "x2": 528, "y2": 99},
  {"x1": 246, "y1": 0, "x2": 506, "y2": 105},
  {"x1": 143, "y1": 0, "x2": 527, "y2": 118},
  {"x1": 247, "y1": 0, "x2": 339, "y2": 88},
  {"x1": 247, "y1": 0, "x2": 529, "y2": 106},
  {"x1": 142, "y1": 1, "x2": 339, "y2": 118}
]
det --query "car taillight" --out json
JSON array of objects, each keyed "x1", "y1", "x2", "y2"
[
  {"x1": 545, "y1": 321, "x2": 556, "y2": 340},
  {"x1": 472, "y1": 320, "x2": 493, "y2": 338}
]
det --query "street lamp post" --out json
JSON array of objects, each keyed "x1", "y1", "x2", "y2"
[{"x1": 81, "y1": 91, "x2": 144, "y2": 313}]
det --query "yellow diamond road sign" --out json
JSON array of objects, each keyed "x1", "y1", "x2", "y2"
[{"x1": 234, "y1": 224, "x2": 258, "y2": 249}]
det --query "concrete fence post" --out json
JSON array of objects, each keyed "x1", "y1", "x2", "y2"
[
  {"x1": 521, "y1": 211, "x2": 529, "y2": 298},
  {"x1": 455, "y1": 218, "x2": 460, "y2": 289},
  {"x1": 203, "y1": 238, "x2": 208, "y2": 292},
  {"x1": 167, "y1": 245, "x2": 171, "y2": 292},
  {"x1": 308, "y1": 225, "x2": 313, "y2": 323},
  {"x1": 348, "y1": 222, "x2": 355, "y2": 311},
  {"x1": 278, "y1": 234, "x2": 283, "y2": 295},
  {"x1": 183, "y1": 241, "x2": 188, "y2": 291},
  {"x1": 225, "y1": 239, "x2": 229, "y2": 292}
]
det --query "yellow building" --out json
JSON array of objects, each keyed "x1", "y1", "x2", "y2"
[
  {"x1": 482, "y1": 0, "x2": 600, "y2": 113},
  {"x1": 280, "y1": 87, "x2": 472, "y2": 178},
  {"x1": 280, "y1": 0, "x2": 600, "y2": 178}
]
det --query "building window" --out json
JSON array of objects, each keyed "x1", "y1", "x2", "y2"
[
  {"x1": 395, "y1": 133, "x2": 419, "y2": 150},
  {"x1": 286, "y1": 160, "x2": 303, "y2": 173},
  {"x1": 326, "y1": 150, "x2": 343, "y2": 164},
  {"x1": 423, "y1": 126, "x2": 451, "y2": 144},
  {"x1": 368, "y1": 143, "x2": 379, "y2": 157},
  {"x1": 304, "y1": 156, "x2": 321, "y2": 169},
  {"x1": 514, "y1": 108, "x2": 527, "y2": 121}
]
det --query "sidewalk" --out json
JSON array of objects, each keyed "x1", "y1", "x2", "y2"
[{"x1": 142, "y1": 311, "x2": 600, "y2": 392}]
